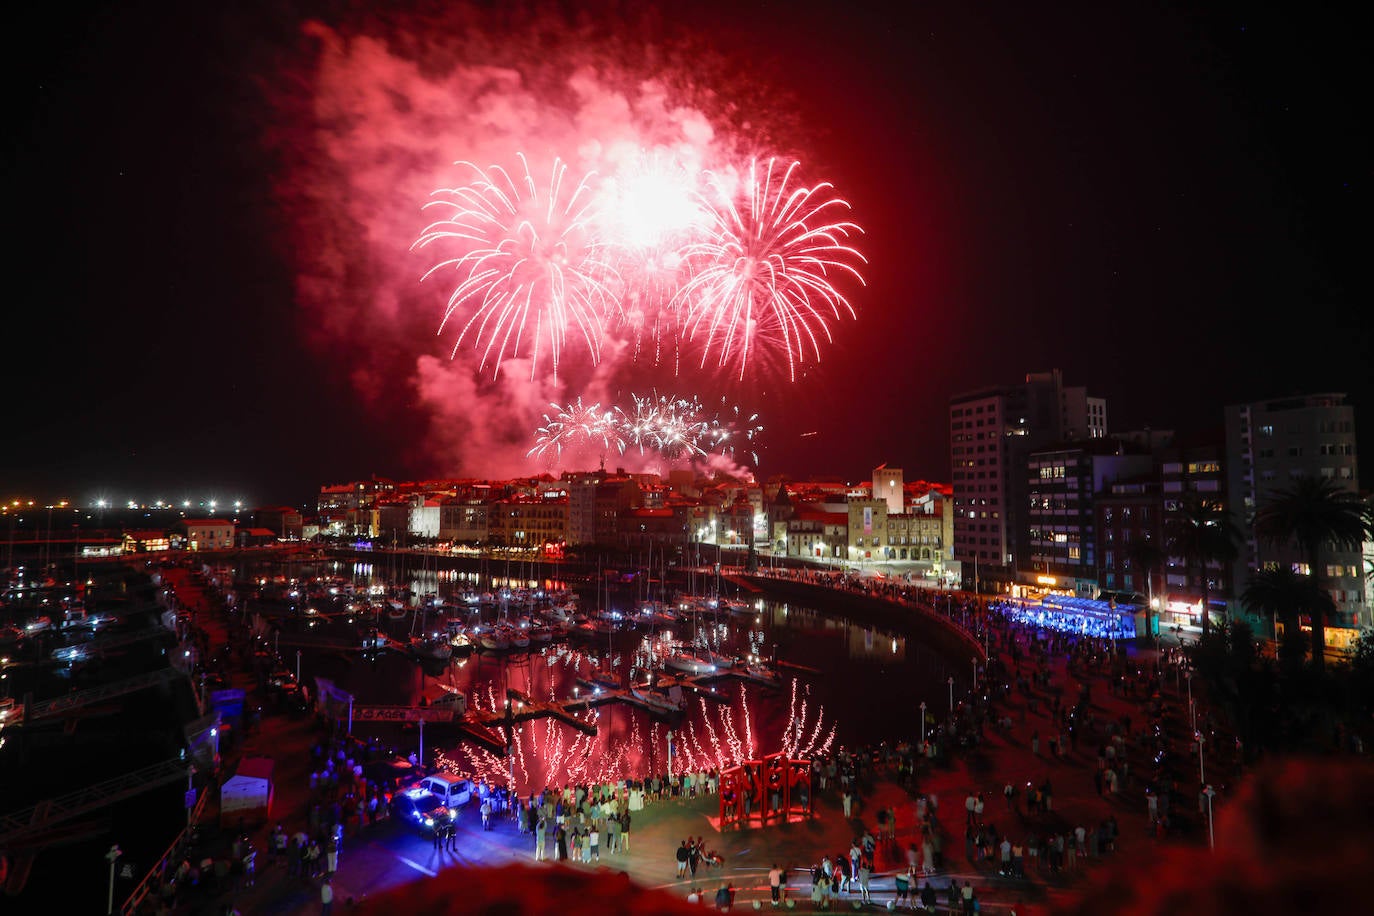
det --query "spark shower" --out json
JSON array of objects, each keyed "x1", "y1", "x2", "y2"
[{"x1": 270, "y1": 9, "x2": 869, "y2": 477}]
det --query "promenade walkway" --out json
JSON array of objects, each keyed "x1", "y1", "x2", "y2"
[{"x1": 139, "y1": 563, "x2": 1232, "y2": 916}]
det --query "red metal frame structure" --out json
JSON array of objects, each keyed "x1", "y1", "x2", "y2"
[
  {"x1": 785, "y1": 755, "x2": 813, "y2": 817},
  {"x1": 719, "y1": 766, "x2": 748, "y2": 829},
  {"x1": 719, "y1": 754, "x2": 812, "y2": 827},
  {"x1": 761, "y1": 752, "x2": 787, "y2": 824}
]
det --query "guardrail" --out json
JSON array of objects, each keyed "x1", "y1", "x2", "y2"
[{"x1": 119, "y1": 786, "x2": 209, "y2": 916}]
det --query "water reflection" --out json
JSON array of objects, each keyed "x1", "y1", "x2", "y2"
[{"x1": 228, "y1": 559, "x2": 963, "y2": 791}]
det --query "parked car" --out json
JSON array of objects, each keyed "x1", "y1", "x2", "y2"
[
  {"x1": 408, "y1": 773, "x2": 473, "y2": 809},
  {"x1": 391, "y1": 788, "x2": 453, "y2": 836}
]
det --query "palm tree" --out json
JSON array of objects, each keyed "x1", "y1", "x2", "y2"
[
  {"x1": 1124, "y1": 535, "x2": 1164, "y2": 637},
  {"x1": 1240, "y1": 565, "x2": 1332, "y2": 669},
  {"x1": 1254, "y1": 476, "x2": 1372, "y2": 672},
  {"x1": 1167, "y1": 497, "x2": 1240, "y2": 639}
]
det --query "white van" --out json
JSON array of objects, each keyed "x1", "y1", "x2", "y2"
[{"x1": 412, "y1": 773, "x2": 473, "y2": 808}]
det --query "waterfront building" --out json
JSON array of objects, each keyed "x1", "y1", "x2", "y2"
[
  {"x1": 1095, "y1": 476, "x2": 1161, "y2": 597},
  {"x1": 1224, "y1": 392, "x2": 1366, "y2": 639},
  {"x1": 254, "y1": 506, "x2": 304, "y2": 540},
  {"x1": 949, "y1": 369, "x2": 1108, "y2": 593},
  {"x1": 1023, "y1": 438, "x2": 1152, "y2": 598},
  {"x1": 487, "y1": 491, "x2": 569, "y2": 551},
  {"x1": 439, "y1": 497, "x2": 490, "y2": 545},
  {"x1": 178, "y1": 518, "x2": 236, "y2": 551}
]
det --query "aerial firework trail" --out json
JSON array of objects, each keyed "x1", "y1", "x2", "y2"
[
  {"x1": 618, "y1": 391, "x2": 713, "y2": 460},
  {"x1": 677, "y1": 157, "x2": 866, "y2": 381},
  {"x1": 418, "y1": 153, "x2": 866, "y2": 388},
  {"x1": 529, "y1": 392, "x2": 763, "y2": 466},
  {"x1": 527, "y1": 398, "x2": 626, "y2": 462},
  {"x1": 415, "y1": 154, "x2": 620, "y2": 381}
]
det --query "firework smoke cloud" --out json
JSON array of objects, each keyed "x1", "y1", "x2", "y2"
[{"x1": 267, "y1": 5, "x2": 863, "y2": 480}]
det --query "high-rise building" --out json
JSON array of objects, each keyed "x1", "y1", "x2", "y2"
[
  {"x1": 949, "y1": 369, "x2": 1107, "y2": 592},
  {"x1": 1025, "y1": 438, "x2": 1152, "y2": 596},
  {"x1": 1224, "y1": 393, "x2": 1365, "y2": 636}
]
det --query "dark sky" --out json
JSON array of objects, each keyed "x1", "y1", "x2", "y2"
[{"x1": 6, "y1": 1, "x2": 1368, "y2": 507}]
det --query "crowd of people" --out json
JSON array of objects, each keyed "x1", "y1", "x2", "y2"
[{"x1": 142, "y1": 557, "x2": 1253, "y2": 915}]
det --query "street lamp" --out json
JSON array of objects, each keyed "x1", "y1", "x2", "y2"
[
  {"x1": 106, "y1": 844, "x2": 123, "y2": 915},
  {"x1": 1203, "y1": 785, "x2": 1216, "y2": 851},
  {"x1": 947, "y1": 676, "x2": 955, "y2": 715},
  {"x1": 919, "y1": 702, "x2": 927, "y2": 746},
  {"x1": 210, "y1": 726, "x2": 220, "y2": 767},
  {"x1": 1196, "y1": 732, "x2": 1206, "y2": 786},
  {"x1": 666, "y1": 729, "x2": 674, "y2": 778}
]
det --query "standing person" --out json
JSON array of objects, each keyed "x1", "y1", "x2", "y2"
[
  {"x1": 768, "y1": 864, "x2": 783, "y2": 907},
  {"x1": 481, "y1": 798, "x2": 492, "y2": 831},
  {"x1": 857, "y1": 855, "x2": 872, "y2": 904},
  {"x1": 589, "y1": 826, "x2": 600, "y2": 862},
  {"x1": 842, "y1": 787, "x2": 853, "y2": 818},
  {"x1": 676, "y1": 840, "x2": 690, "y2": 879},
  {"x1": 620, "y1": 810, "x2": 632, "y2": 852},
  {"x1": 688, "y1": 837, "x2": 701, "y2": 879},
  {"x1": 241, "y1": 845, "x2": 256, "y2": 890},
  {"x1": 445, "y1": 819, "x2": 458, "y2": 853},
  {"x1": 555, "y1": 823, "x2": 568, "y2": 862},
  {"x1": 320, "y1": 877, "x2": 334, "y2": 916},
  {"x1": 534, "y1": 816, "x2": 547, "y2": 861}
]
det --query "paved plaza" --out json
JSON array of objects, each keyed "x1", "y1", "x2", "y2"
[{"x1": 152, "y1": 565, "x2": 1218, "y2": 916}]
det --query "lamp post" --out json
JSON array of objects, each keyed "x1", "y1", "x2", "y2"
[
  {"x1": 947, "y1": 676, "x2": 955, "y2": 715},
  {"x1": 972, "y1": 657, "x2": 978, "y2": 691},
  {"x1": 210, "y1": 726, "x2": 220, "y2": 769},
  {"x1": 667, "y1": 729, "x2": 674, "y2": 779},
  {"x1": 1203, "y1": 784, "x2": 1216, "y2": 851},
  {"x1": 186, "y1": 765, "x2": 196, "y2": 826},
  {"x1": 1196, "y1": 733, "x2": 1206, "y2": 786},
  {"x1": 919, "y1": 702, "x2": 927, "y2": 746},
  {"x1": 1187, "y1": 672, "x2": 1195, "y2": 730},
  {"x1": 418, "y1": 718, "x2": 425, "y2": 771},
  {"x1": 106, "y1": 844, "x2": 123, "y2": 915},
  {"x1": 296, "y1": 649, "x2": 302, "y2": 684}
]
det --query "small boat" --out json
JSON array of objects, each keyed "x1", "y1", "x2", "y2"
[
  {"x1": 409, "y1": 635, "x2": 453, "y2": 662},
  {"x1": 630, "y1": 684, "x2": 685, "y2": 717},
  {"x1": 386, "y1": 600, "x2": 409, "y2": 622},
  {"x1": 476, "y1": 626, "x2": 510, "y2": 652},
  {"x1": 361, "y1": 627, "x2": 389, "y2": 654},
  {"x1": 664, "y1": 648, "x2": 733, "y2": 676},
  {"x1": 744, "y1": 661, "x2": 784, "y2": 686},
  {"x1": 589, "y1": 669, "x2": 622, "y2": 691},
  {"x1": 446, "y1": 625, "x2": 474, "y2": 657}
]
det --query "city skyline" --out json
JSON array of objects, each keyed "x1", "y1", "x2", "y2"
[{"x1": 7, "y1": 1, "x2": 1368, "y2": 506}]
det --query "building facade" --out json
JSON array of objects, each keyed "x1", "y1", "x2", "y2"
[
  {"x1": 949, "y1": 369, "x2": 1108, "y2": 593},
  {"x1": 1224, "y1": 393, "x2": 1365, "y2": 636}
]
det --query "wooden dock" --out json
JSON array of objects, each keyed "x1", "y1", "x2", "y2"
[{"x1": 475, "y1": 688, "x2": 598, "y2": 736}]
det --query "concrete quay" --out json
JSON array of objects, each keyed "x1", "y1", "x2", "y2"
[{"x1": 146, "y1": 564, "x2": 1218, "y2": 916}]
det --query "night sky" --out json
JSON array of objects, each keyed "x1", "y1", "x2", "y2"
[{"x1": 6, "y1": 0, "x2": 1368, "y2": 507}]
